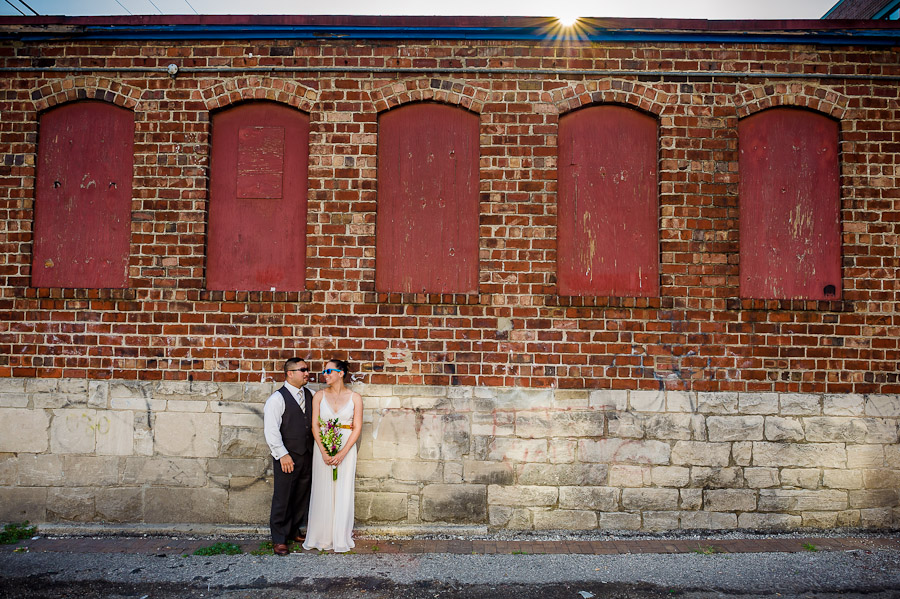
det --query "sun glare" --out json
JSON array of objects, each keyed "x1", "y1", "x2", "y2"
[{"x1": 557, "y1": 13, "x2": 580, "y2": 27}]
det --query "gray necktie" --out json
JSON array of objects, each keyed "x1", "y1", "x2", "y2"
[{"x1": 298, "y1": 391, "x2": 306, "y2": 413}]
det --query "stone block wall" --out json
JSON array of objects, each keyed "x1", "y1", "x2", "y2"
[{"x1": 1, "y1": 378, "x2": 897, "y2": 530}]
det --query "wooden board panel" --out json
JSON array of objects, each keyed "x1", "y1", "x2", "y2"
[
  {"x1": 557, "y1": 105, "x2": 659, "y2": 296},
  {"x1": 739, "y1": 108, "x2": 841, "y2": 300},
  {"x1": 32, "y1": 101, "x2": 134, "y2": 288},
  {"x1": 376, "y1": 103, "x2": 479, "y2": 294},
  {"x1": 207, "y1": 102, "x2": 309, "y2": 291}
]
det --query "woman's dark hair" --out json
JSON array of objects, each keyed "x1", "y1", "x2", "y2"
[{"x1": 327, "y1": 358, "x2": 351, "y2": 383}]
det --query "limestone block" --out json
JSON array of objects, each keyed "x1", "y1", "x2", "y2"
[
  {"x1": 707, "y1": 416, "x2": 763, "y2": 442},
  {"x1": 738, "y1": 393, "x2": 778, "y2": 415},
  {"x1": 823, "y1": 469, "x2": 862, "y2": 490},
  {"x1": 837, "y1": 509, "x2": 861, "y2": 526},
  {"x1": 803, "y1": 417, "x2": 867, "y2": 444},
  {"x1": 355, "y1": 492, "x2": 408, "y2": 522},
  {"x1": 779, "y1": 394, "x2": 820, "y2": 416},
  {"x1": 418, "y1": 413, "x2": 468, "y2": 460},
  {"x1": 860, "y1": 507, "x2": 893, "y2": 528},
  {"x1": 690, "y1": 467, "x2": 744, "y2": 489},
  {"x1": 471, "y1": 410, "x2": 514, "y2": 436},
  {"x1": 16, "y1": 454, "x2": 63, "y2": 486},
  {"x1": 666, "y1": 391, "x2": 696, "y2": 413},
  {"x1": 95, "y1": 488, "x2": 143, "y2": 522},
  {"x1": 221, "y1": 413, "x2": 263, "y2": 428},
  {"x1": 207, "y1": 458, "x2": 267, "y2": 478},
  {"x1": 447, "y1": 386, "x2": 474, "y2": 400},
  {"x1": 517, "y1": 463, "x2": 608, "y2": 486},
  {"x1": 680, "y1": 489, "x2": 703, "y2": 510},
  {"x1": 865, "y1": 395, "x2": 900, "y2": 417},
  {"x1": 444, "y1": 461, "x2": 463, "y2": 484},
  {"x1": 548, "y1": 439, "x2": 577, "y2": 463},
  {"x1": 356, "y1": 384, "x2": 394, "y2": 398},
  {"x1": 0, "y1": 378, "x2": 26, "y2": 393},
  {"x1": 356, "y1": 459, "x2": 393, "y2": 479},
  {"x1": 462, "y1": 460, "x2": 514, "y2": 485},
  {"x1": 886, "y1": 445, "x2": 900, "y2": 468},
  {"x1": 621, "y1": 488, "x2": 678, "y2": 511},
  {"x1": 122, "y1": 457, "x2": 208, "y2": 487},
  {"x1": 26, "y1": 379, "x2": 58, "y2": 393},
  {"x1": 144, "y1": 487, "x2": 228, "y2": 523},
  {"x1": 579, "y1": 438, "x2": 670, "y2": 465},
  {"x1": 861, "y1": 419, "x2": 899, "y2": 444},
  {"x1": 371, "y1": 410, "x2": 419, "y2": 460},
  {"x1": 681, "y1": 511, "x2": 737, "y2": 530},
  {"x1": 47, "y1": 487, "x2": 95, "y2": 521},
  {"x1": 758, "y1": 489, "x2": 848, "y2": 512},
  {"x1": 422, "y1": 484, "x2": 486, "y2": 523},
  {"x1": 133, "y1": 411, "x2": 153, "y2": 457},
  {"x1": 823, "y1": 394, "x2": 865, "y2": 416},
  {"x1": 155, "y1": 380, "x2": 218, "y2": 400},
  {"x1": 488, "y1": 506, "x2": 532, "y2": 529},
  {"x1": 801, "y1": 511, "x2": 840, "y2": 528},
  {"x1": 0, "y1": 487, "x2": 47, "y2": 522},
  {"x1": 630, "y1": 390, "x2": 665, "y2": 412},
  {"x1": 95, "y1": 410, "x2": 134, "y2": 456},
  {"x1": 862, "y1": 468, "x2": 900, "y2": 489},
  {"x1": 226, "y1": 477, "x2": 270, "y2": 523},
  {"x1": 391, "y1": 459, "x2": 442, "y2": 482},
  {"x1": 732, "y1": 441, "x2": 752, "y2": 466},
  {"x1": 645, "y1": 414, "x2": 694, "y2": 441},
  {"x1": 489, "y1": 484, "x2": 558, "y2": 507},
  {"x1": 485, "y1": 437, "x2": 547, "y2": 463},
  {"x1": 764, "y1": 417, "x2": 804, "y2": 442},
  {"x1": 850, "y1": 489, "x2": 898, "y2": 509},
  {"x1": 552, "y1": 389, "x2": 590, "y2": 409},
  {"x1": 697, "y1": 392, "x2": 737, "y2": 414},
  {"x1": 609, "y1": 465, "x2": 651, "y2": 487},
  {"x1": 87, "y1": 381, "x2": 109, "y2": 409},
  {"x1": 606, "y1": 412, "x2": 646, "y2": 439},
  {"x1": 704, "y1": 489, "x2": 756, "y2": 512},
  {"x1": 780, "y1": 468, "x2": 820, "y2": 489},
  {"x1": 492, "y1": 388, "x2": 553, "y2": 411},
  {"x1": 737, "y1": 513, "x2": 801, "y2": 529},
  {"x1": 50, "y1": 409, "x2": 97, "y2": 454},
  {"x1": 34, "y1": 381, "x2": 89, "y2": 409},
  {"x1": 220, "y1": 426, "x2": 267, "y2": 458},
  {"x1": 597, "y1": 512, "x2": 642, "y2": 530},
  {"x1": 515, "y1": 410, "x2": 604, "y2": 439},
  {"x1": 556, "y1": 486, "x2": 617, "y2": 511},
  {"x1": 218, "y1": 383, "x2": 246, "y2": 403},
  {"x1": 643, "y1": 511, "x2": 681, "y2": 530},
  {"x1": 752, "y1": 442, "x2": 845, "y2": 468},
  {"x1": 590, "y1": 389, "x2": 627, "y2": 411},
  {"x1": 392, "y1": 385, "x2": 447, "y2": 398},
  {"x1": 690, "y1": 415, "x2": 707, "y2": 441},
  {"x1": 109, "y1": 381, "x2": 161, "y2": 410},
  {"x1": 670, "y1": 441, "x2": 730, "y2": 467},
  {"x1": 0, "y1": 408, "x2": 50, "y2": 453},
  {"x1": 744, "y1": 468, "x2": 779, "y2": 489},
  {"x1": 0, "y1": 454, "x2": 15, "y2": 485},
  {"x1": 0, "y1": 392, "x2": 28, "y2": 408},
  {"x1": 169, "y1": 399, "x2": 212, "y2": 412},
  {"x1": 533, "y1": 509, "x2": 597, "y2": 530},
  {"x1": 403, "y1": 395, "x2": 452, "y2": 410},
  {"x1": 61, "y1": 456, "x2": 119, "y2": 486},
  {"x1": 847, "y1": 445, "x2": 885, "y2": 469},
  {"x1": 153, "y1": 412, "x2": 219, "y2": 458},
  {"x1": 651, "y1": 466, "x2": 690, "y2": 487}
]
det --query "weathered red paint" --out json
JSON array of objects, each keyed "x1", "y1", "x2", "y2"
[
  {"x1": 557, "y1": 105, "x2": 659, "y2": 297},
  {"x1": 376, "y1": 103, "x2": 479, "y2": 294},
  {"x1": 32, "y1": 101, "x2": 133, "y2": 288},
  {"x1": 207, "y1": 102, "x2": 309, "y2": 291},
  {"x1": 739, "y1": 107, "x2": 841, "y2": 300}
]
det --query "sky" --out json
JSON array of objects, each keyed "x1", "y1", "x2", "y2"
[{"x1": 1, "y1": 0, "x2": 841, "y2": 19}]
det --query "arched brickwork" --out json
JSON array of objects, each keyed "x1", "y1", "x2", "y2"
[
  {"x1": 547, "y1": 79, "x2": 670, "y2": 116},
  {"x1": 733, "y1": 83, "x2": 849, "y2": 120},
  {"x1": 369, "y1": 78, "x2": 487, "y2": 113},
  {"x1": 30, "y1": 77, "x2": 141, "y2": 112},
  {"x1": 201, "y1": 77, "x2": 318, "y2": 112}
]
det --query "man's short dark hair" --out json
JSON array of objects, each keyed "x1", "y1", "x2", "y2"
[{"x1": 283, "y1": 357, "x2": 306, "y2": 374}]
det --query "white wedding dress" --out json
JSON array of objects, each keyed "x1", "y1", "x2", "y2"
[{"x1": 302, "y1": 396, "x2": 357, "y2": 553}]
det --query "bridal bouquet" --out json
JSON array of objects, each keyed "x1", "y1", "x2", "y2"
[{"x1": 318, "y1": 417, "x2": 343, "y2": 481}]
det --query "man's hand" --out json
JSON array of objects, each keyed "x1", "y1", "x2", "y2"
[{"x1": 279, "y1": 454, "x2": 294, "y2": 473}]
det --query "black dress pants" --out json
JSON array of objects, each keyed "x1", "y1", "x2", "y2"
[{"x1": 269, "y1": 451, "x2": 312, "y2": 544}]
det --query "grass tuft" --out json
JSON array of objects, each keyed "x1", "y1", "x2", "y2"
[
  {"x1": 192, "y1": 541, "x2": 242, "y2": 556},
  {"x1": 0, "y1": 522, "x2": 36, "y2": 545}
]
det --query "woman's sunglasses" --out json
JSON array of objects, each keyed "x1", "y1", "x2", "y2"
[{"x1": 322, "y1": 368, "x2": 343, "y2": 375}]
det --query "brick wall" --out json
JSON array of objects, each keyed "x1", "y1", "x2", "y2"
[{"x1": 0, "y1": 17, "x2": 898, "y2": 530}]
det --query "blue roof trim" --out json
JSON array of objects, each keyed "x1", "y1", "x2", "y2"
[
  {"x1": 8, "y1": 24, "x2": 900, "y2": 45},
  {"x1": 872, "y1": 0, "x2": 900, "y2": 19}
]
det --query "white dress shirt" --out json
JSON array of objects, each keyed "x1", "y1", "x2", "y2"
[{"x1": 263, "y1": 382, "x2": 307, "y2": 460}]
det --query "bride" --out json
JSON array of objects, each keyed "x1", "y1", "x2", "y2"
[{"x1": 302, "y1": 358, "x2": 363, "y2": 553}]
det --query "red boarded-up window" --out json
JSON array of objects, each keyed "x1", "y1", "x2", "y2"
[
  {"x1": 739, "y1": 108, "x2": 841, "y2": 300},
  {"x1": 32, "y1": 101, "x2": 134, "y2": 288},
  {"x1": 376, "y1": 103, "x2": 479, "y2": 294},
  {"x1": 207, "y1": 102, "x2": 309, "y2": 291},
  {"x1": 557, "y1": 105, "x2": 659, "y2": 296}
]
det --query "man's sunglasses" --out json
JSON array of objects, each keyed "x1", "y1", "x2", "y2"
[{"x1": 288, "y1": 368, "x2": 309, "y2": 373}]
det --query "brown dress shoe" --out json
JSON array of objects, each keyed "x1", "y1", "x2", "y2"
[
  {"x1": 292, "y1": 535, "x2": 305, "y2": 543},
  {"x1": 273, "y1": 543, "x2": 290, "y2": 556}
]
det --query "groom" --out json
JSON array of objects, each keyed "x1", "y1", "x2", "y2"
[{"x1": 264, "y1": 357, "x2": 314, "y2": 556}]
